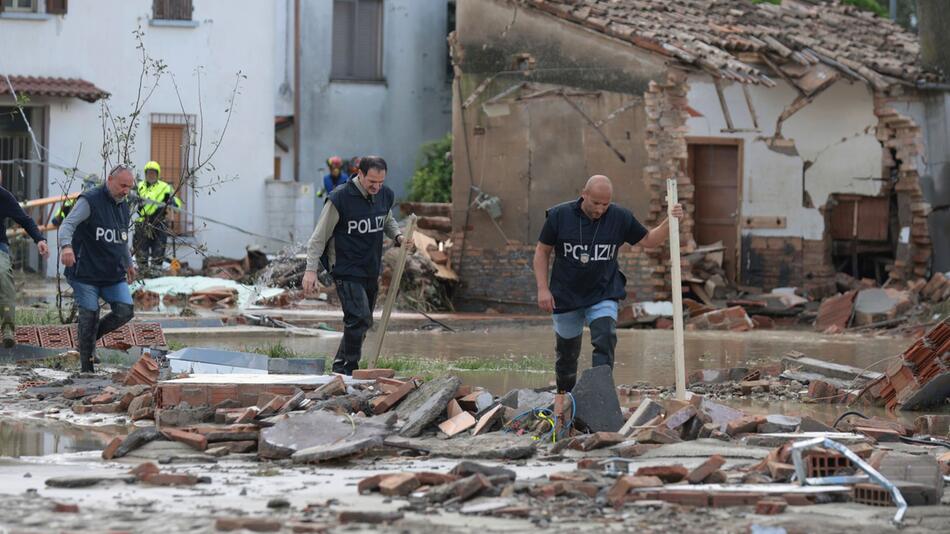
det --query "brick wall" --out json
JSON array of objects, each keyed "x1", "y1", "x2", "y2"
[
  {"x1": 450, "y1": 234, "x2": 660, "y2": 309},
  {"x1": 741, "y1": 235, "x2": 836, "y2": 298}
]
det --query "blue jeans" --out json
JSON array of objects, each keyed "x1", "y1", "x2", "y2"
[
  {"x1": 551, "y1": 299, "x2": 618, "y2": 338},
  {"x1": 68, "y1": 278, "x2": 132, "y2": 312}
]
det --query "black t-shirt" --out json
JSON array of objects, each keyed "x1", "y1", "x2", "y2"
[{"x1": 538, "y1": 198, "x2": 648, "y2": 314}]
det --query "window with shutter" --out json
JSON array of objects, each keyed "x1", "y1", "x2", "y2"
[
  {"x1": 152, "y1": 0, "x2": 193, "y2": 21},
  {"x1": 331, "y1": 0, "x2": 383, "y2": 81},
  {"x1": 46, "y1": 0, "x2": 67, "y2": 15}
]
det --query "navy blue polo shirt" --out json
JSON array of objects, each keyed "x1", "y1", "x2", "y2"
[{"x1": 538, "y1": 198, "x2": 648, "y2": 314}]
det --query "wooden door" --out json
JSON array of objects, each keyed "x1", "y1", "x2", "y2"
[
  {"x1": 150, "y1": 124, "x2": 188, "y2": 234},
  {"x1": 688, "y1": 143, "x2": 740, "y2": 281}
]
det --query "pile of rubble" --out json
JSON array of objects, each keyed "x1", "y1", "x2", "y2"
[
  {"x1": 627, "y1": 269, "x2": 950, "y2": 335},
  {"x1": 858, "y1": 319, "x2": 950, "y2": 411}
]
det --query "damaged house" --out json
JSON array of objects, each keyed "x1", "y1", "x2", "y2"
[{"x1": 449, "y1": 0, "x2": 949, "y2": 308}]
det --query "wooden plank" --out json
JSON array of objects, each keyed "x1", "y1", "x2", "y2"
[
  {"x1": 667, "y1": 179, "x2": 686, "y2": 401},
  {"x1": 368, "y1": 216, "x2": 418, "y2": 368}
]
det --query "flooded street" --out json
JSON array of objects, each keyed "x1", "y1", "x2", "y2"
[
  {"x1": 0, "y1": 418, "x2": 113, "y2": 457},
  {"x1": 180, "y1": 326, "x2": 910, "y2": 392}
]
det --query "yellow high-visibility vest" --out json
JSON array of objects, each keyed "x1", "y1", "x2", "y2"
[{"x1": 136, "y1": 180, "x2": 182, "y2": 222}]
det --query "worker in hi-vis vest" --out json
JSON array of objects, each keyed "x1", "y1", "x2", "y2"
[{"x1": 132, "y1": 161, "x2": 181, "y2": 274}]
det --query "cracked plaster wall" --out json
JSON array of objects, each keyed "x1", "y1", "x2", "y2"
[{"x1": 685, "y1": 75, "x2": 883, "y2": 242}]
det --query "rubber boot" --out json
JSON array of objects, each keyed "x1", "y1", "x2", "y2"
[
  {"x1": 96, "y1": 302, "x2": 134, "y2": 340},
  {"x1": 590, "y1": 317, "x2": 617, "y2": 369},
  {"x1": 77, "y1": 309, "x2": 99, "y2": 373},
  {"x1": 554, "y1": 333, "x2": 583, "y2": 392}
]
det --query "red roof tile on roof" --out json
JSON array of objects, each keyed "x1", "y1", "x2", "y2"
[
  {"x1": 522, "y1": 0, "x2": 941, "y2": 89},
  {"x1": 0, "y1": 75, "x2": 109, "y2": 103}
]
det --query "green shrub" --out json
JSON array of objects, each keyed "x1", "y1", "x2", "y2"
[{"x1": 407, "y1": 134, "x2": 452, "y2": 203}]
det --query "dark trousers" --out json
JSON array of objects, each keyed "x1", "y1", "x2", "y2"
[
  {"x1": 333, "y1": 277, "x2": 379, "y2": 375},
  {"x1": 133, "y1": 222, "x2": 167, "y2": 271}
]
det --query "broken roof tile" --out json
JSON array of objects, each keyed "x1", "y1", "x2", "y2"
[{"x1": 522, "y1": 0, "x2": 940, "y2": 88}]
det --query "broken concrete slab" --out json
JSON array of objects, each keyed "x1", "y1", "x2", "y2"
[
  {"x1": 758, "y1": 415, "x2": 802, "y2": 434},
  {"x1": 267, "y1": 357, "x2": 325, "y2": 375},
  {"x1": 781, "y1": 352, "x2": 883, "y2": 382},
  {"x1": 384, "y1": 433, "x2": 536, "y2": 460},
  {"x1": 292, "y1": 437, "x2": 384, "y2": 463},
  {"x1": 394, "y1": 375, "x2": 461, "y2": 437},
  {"x1": 741, "y1": 432, "x2": 871, "y2": 448},
  {"x1": 620, "y1": 398, "x2": 663, "y2": 436},
  {"x1": 877, "y1": 452, "x2": 944, "y2": 501},
  {"x1": 571, "y1": 365, "x2": 625, "y2": 432},
  {"x1": 638, "y1": 439, "x2": 770, "y2": 461},
  {"x1": 123, "y1": 440, "x2": 207, "y2": 460},
  {"x1": 259, "y1": 410, "x2": 391, "y2": 459},
  {"x1": 497, "y1": 388, "x2": 555, "y2": 411}
]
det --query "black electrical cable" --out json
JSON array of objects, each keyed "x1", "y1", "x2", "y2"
[
  {"x1": 832, "y1": 410, "x2": 870, "y2": 429},
  {"x1": 898, "y1": 435, "x2": 950, "y2": 450}
]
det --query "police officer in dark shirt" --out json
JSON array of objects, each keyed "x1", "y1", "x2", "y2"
[
  {"x1": 302, "y1": 156, "x2": 405, "y2": 375},
  {"x1": 59, "y1": 165, "x2": 137, "y2": 373},
  {"x1": 533, "y1": 175, "x2": 684, "y2": 392}
]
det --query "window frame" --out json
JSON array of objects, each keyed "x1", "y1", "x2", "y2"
[
  {"x1": 2, "y1": 0, "x2": 37, "y2": 13},
  {"x1": 152, "y1": 0, "x2": 193, "y2": 22},
  {"x1": 330, "y1": 0, "x2": 385, "y2": 83}
]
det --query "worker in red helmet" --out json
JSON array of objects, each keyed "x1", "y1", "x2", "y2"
[{"x1": 319, "y1": 156, "x2": 348, "y2": 198}]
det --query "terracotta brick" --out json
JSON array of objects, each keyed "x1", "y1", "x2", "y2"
[
  {"x1": 414, "y1": 472, "x2": 457, "y2": 486},
  {"x1": 258, "y1": 395, "x2": 288, "y2": 417},
  {"x1": 63, "y1": 386, "x2": 87, "y2": 400},
  {"x1": 129, "y1": 462, "x2": 160, "y2": 480},
  {"x1": 235, "y1": 406, "x2": 260, "y2": 423},
  {"x1": 209, "y1": 385, "x2": 239, "y2": 407},
  {"x1": 160, "y1": 384, "x2": 182, "y2": 407},
  {"x1": 371, "y1": 380, "x2": 416, "y2": 414},
  {"x1": 375, "y1": 377, "x2": 408, "y2": 394},
  {"x1": 162, "y1": 428, "x2": 208, "y2": 451},
  {"x1": 726, "y1": 416, "x2": 763, "y2": 436},
  {"x1": 91, "y1": 402, "x2": 123, "y2": 414},
  {"x1": 88, "y1": 392, "x2": 116, "y2": 405},
  {"x1": 710, "y1": 492, "x2": 763, "y2": 507},
  {"x1": 446, "y1": 399, "x2": 463, "y2": 419},
  {"x1": 378, "y1": 472, "x2": 420, "y2": 497},
  {"x1": 53, "y1": 502, "x2": 79, "y2": 513},
  {"x1": 131, "y1": 407, "x2": 154, "y2": 421},
  {"x1": 438, "y1": 411, "x2": 476, "y2": 437},
  {"x1": 180, "y1": 386, "x2": 208, "y2": 407},
  {"x1": 656, "y1": 490, "x2": 710, "y2": 506},
  {"x1": 358, "y1": 474, "x2": 390, "y2": 494},
  {"x1": 101, "y1": 437, "x2": 123, "y2": 460},
  {"x1": 635, "y1": 465, "x2": 688, "y2": 483},
  {"x1": 581, "y1": 431, "x2": 626, "y2": 451},
  {"x1": 756, "y1": 498, "x2": 788, "y2": 515},
  {"x1": 352, "y1": 368, "x2": 395, "y2": 380},
  {"x1": 687, "y1": 455, "x2": 726, "y2": 484}
]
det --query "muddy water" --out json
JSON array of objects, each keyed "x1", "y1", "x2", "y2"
[
  {"x1": 188, "y1": 327, "x2": 910, "y2": 392},
  {"x1": 0, "y1": 418, "x2": 113, "y2": 457}
]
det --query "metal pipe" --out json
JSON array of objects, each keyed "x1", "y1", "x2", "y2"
[{"x1": 790, "y1": 437, "x2": 907, "y2": 524}]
